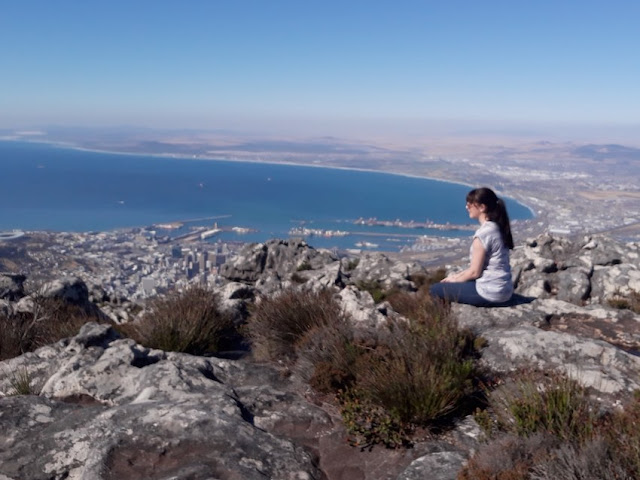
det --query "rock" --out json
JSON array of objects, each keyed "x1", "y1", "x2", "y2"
[
  {"x1": 220, "y1": 239, "x2": 339, "y2": 287},
  {"x1": 220, "y1": 242, "x2": 268, "y2": 283},
  {"x1": 512, "y1": 233, "x2": 639, "y2": 306},
  {"x1": 0, "y1": 323, "x2": 322, "y2": 480},
  {"x1": 554, "y1": 266, "x2": 591, "y2": 304},
  {"x1": 0, "y1": 273, "x2": 25, "y2": 301},
  {"x1": 338, "y1": 285, "x2": 388, "y2": 329},
  {"x1": 456, "y1": 299, "x2": 640, "y2": 395},
  {"x1": 0, "y1": 299, "x2": 13, "y2": 316},
  {"x1": 590, "y1": 264, "x2": 640, "y2": 303},
  {"x1": 398, "y1": 450, "x2": 467, "y2": 480},
  {"x1": 217, "y1": 281, "x2": 256, "y2": 323},
  {"x1": 39, "y1": 276, "x2": 90, "y2": 306},
  {"x1": 348, "y1": 252, "x2": 426, "y2": 290}
]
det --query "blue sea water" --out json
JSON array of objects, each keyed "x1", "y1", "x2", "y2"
[{"x1": 0, "y1": 140, "x2": 533, "y2": 251}]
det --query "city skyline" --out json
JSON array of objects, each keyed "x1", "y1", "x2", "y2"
[{"x1": 2, "y1": 1, "x2": 639, "y2": 144}]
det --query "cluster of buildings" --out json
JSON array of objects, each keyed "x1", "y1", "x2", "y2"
[{"x1": 8, "y1": 229, "x2": 243, "y2": 303}]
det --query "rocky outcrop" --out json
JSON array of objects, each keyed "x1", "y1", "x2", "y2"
[
  {"x1": 0, "y1": 273, "x2": 25, "y2": 301},
  {"x1": 512, "y1": 233, "x2": 640, "y2": 305},
  {"x1": 1, "y1": 233, "x2": 639, "y2": 479},
  {"x1": 0, "y1": 323, "x2": 322, "y2": 480}
]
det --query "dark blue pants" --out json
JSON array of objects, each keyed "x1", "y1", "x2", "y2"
[{"x1": 429, "y1": 281, "x2": 509, "y2": 307}]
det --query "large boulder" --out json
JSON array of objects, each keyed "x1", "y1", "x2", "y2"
[
  {"x1": 512, "y1": 234, "x2": 639, "y2": 306},
  {"x1": 0, "y1": 273, "x2": 25, "y2": 301},
  {"x1": 39, "y1": 276, "x2": 91, "y2": 306},
  {"x1": 346, "y1": 252, "x2": 427, "y2": 290},
  {"x1": 220, "y1": 239, "x2": 339, "y2": 289}
]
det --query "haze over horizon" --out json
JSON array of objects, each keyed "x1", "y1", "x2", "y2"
[{"x1": 2, "y1": 1, "x2": 639, "y2": 146}]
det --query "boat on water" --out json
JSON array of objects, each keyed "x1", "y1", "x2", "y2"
[{"x1": 355, "y1": 241, "x2": 378, "y2": 249}]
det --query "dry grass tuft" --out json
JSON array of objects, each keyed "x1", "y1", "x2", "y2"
[
  {"x1": 123, "y1": 285, "x2": 233, "y2": 355},
  {"x1": 463, "y1": 373, "x2": 640, "y2": 479},
  {"x1": 245, "y1": 288, "x2": 346, "y2": 363},
  {"x1": 0, "y1": 296, "x2": 98, "y2": 361}
]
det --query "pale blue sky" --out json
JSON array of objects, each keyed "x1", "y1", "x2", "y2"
[{"x1": 1, "y1": 0, "x2": 639, "y2": 140}]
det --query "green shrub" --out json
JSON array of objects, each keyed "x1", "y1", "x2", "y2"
[
  {"x1": 464, "y1": 372, "x2": 640, "y2": 479},
  {"x1": 125, "y1": 285, "x2": 233, "y2": 355},
  {"x1": 493, "y1": 371, "x2": 597, "y2": 443},
  {"x1": 296, "y1": 261, "x2": 313, "y2": 271},
  {"x1": 245, "y1": 288, "x2": 346, "y2": 363},
  {"x1": 345, "y1": 258, "x2": 360, "y2": 271},
  {"x1": 339, "y1": 388, "x2": 410, "y2": 449},
  {"x1": 355, "y1": 279, "x2": 388, "y2": 303},
  {"x1": 301, "y1": 324, "x2": 359, "y2": 393},
  {"x1": 529, "y1": 439, "x2": 632, "y2": 480}
]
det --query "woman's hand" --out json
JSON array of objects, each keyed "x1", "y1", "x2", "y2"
[{"x1": 440, "y1": 238, "x2": 487, "y2": 283}]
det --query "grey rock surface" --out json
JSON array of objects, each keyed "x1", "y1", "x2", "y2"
[
  {"x1": 0, "y1": 324, "x2": 321, "y2": 480},
  {"x1": 0, "y1": 273, "x2": 25, "y2": 301}
]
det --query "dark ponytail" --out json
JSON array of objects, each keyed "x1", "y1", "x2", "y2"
[{"x1": 466, "y1": 187, "x2": 514, "y2": 249}]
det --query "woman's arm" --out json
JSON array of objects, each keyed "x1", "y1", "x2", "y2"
[{"x1": 441, "y1": 237, "x2": 486, "y2": 282}]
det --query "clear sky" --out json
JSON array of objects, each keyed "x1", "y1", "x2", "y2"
[{"x1": 1, "y1": 0, "x2": 639, "y2": 141}]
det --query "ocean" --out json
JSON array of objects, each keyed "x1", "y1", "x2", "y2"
[{"x1": 0, "y1": 140, "x2": 533, "y2": 251}]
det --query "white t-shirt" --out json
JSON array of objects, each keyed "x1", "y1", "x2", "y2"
[{"x1": 472, "y1": 221, "x2": 513, "y2": 302}]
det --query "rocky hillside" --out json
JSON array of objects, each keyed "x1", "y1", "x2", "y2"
[{"x1": 0, "y1": 233, "x2": 639, "y2": 479}]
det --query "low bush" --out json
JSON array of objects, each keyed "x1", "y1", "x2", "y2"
[
  {"x1": 0, "y1": 296, "x2": 97, "y2": 361},
  {"x1": 296, "y1": 261, "x2": 313, "y2": 271},
  {"x1": 245, "y1": 288, "x2": 346, "y2": 363},
  {"x1": 463, "y1": 373, "x2": 640, "y2": 479},
  {"x1": 608, "y1": 290, "x2": 640, "y2": 314},
  {"x1": 344, "y1": 258, "x2": 360, "y2": 271},
  {"x1": 353, "y1": 319, "x2": 475, "y2": 427},
  {"x1": 529, "y1": 439, "x2": 632, "y2": 480},
  {"x1": 125, "y1": 285, "x2": 233, "y2": 355},
  {"x1": 604, "y1": 392, "x2": 640, "y2": 478},
  {"x1": 302, "y1": 286, "x2": 481, "y2": 447},
  {"x1": 355, "y1": 279, "x2": 389, "y2": 304},
  {"x1": 458, "y1": 433, "x2": 558, "y2": 480},
  {"x1": 490, "y1": 370, "x2": 598, "y2": 443}
]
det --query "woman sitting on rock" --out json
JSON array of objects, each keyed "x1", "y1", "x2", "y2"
[{"x1": 430, "y1": 187, "x2": 514, "y2": 307}]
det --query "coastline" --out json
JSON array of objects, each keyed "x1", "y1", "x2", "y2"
[{"x1": 0, "y1": 137, "x2": 537, "y2": 219}]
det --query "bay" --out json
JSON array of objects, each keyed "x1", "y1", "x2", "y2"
[{"x1": 0, "y1": 140, "x2": 533, "y2": 251}]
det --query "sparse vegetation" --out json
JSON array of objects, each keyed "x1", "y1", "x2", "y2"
[
  {"x1": 294, "y1": 286, "x2": 482, "y2": 448},
  {"x1": 355, "y1": 279, "x2": 392, "y2": 304},
  {"x1": 6, "y1": 367, "x2": 41, "y2": 396},
  {"x1": 290, "y1": 272, "x2": 307, "y2": 284},
  {"x1": 296, "y1": 261, "x2": 313, "y2": 271},
  {"x1": 494, "y1": 371, "x2": 598, "y2": 442},
  {"x1": 245, "y1": 288, "x2": 346, "y2": 363},
  {"x1": 460, "y1": 372, "x2": 640, "y2": 479},
  {"x1": 123, "y1": 285, "x2": 233, "y2": 355},
  {"x1": 608, "y1": 289, "x2": 640, "y2": 314},
  {"x1": 0, "y1": 295, "x2": 98, "y2": 361},
  {"x1": 344, "y1": 258, "x2": 359, "y2": 271}
]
